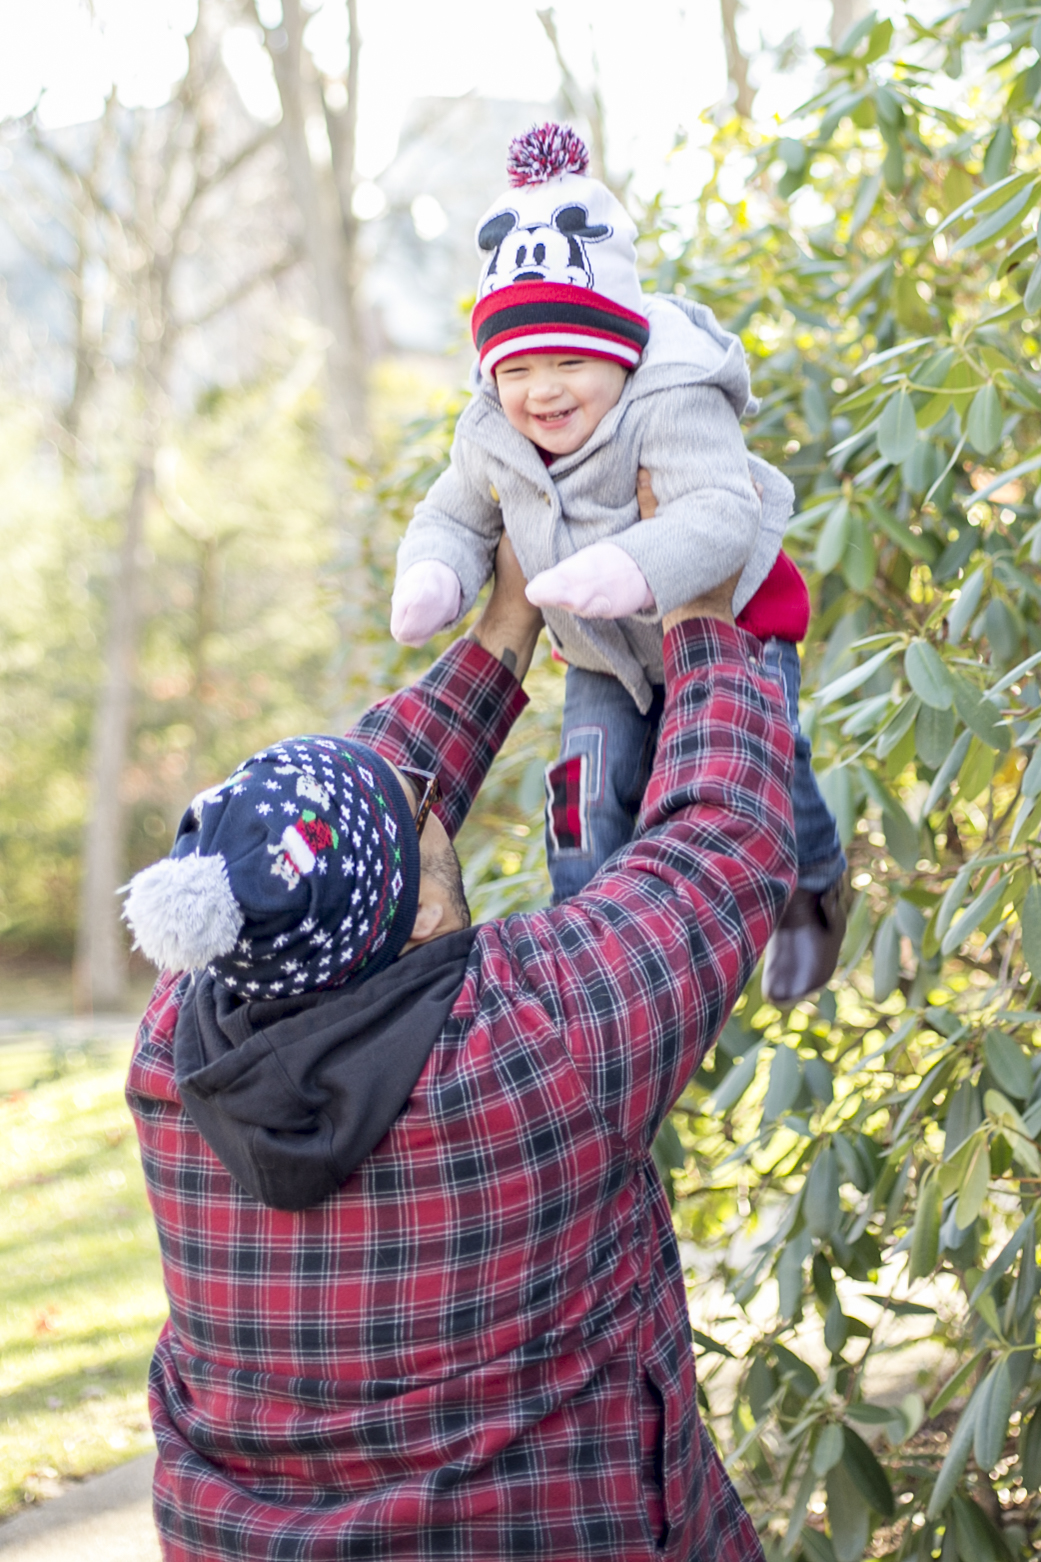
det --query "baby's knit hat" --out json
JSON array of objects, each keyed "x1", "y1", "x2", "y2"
[
  {"x1": 471, "y1": 123, "x2": 650, "y2": 379},
  {"x1": 122, "y1": 737, "x2": 420, "y2": 998}
]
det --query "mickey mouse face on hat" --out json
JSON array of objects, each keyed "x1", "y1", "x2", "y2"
[{"x1": 478, "y1": 203, "x2": 612, "y2": 293}]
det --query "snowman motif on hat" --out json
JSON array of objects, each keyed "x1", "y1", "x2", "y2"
[
  {"x1": 121, "y1": 737, "x2": 421, "y2": 998},
  {"x1": 471, "y1": 123, "x2": 650, "y2": 378}
]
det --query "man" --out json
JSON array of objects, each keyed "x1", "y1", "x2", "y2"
[{"x1": 125, "y1": 535, "x2": 795, "y2": 1561}]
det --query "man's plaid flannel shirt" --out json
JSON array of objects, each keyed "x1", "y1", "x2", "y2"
[{"x1": 127, "y1": 617, "x2": 795, "y2": 1562}]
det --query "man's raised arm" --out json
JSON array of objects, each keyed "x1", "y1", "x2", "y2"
[
  {"x1": 467, "y1": 534, "x2": 545, "y2": 681},
  {"x1": 347, "y1": 537, "x2": 543, "y2": 839}
]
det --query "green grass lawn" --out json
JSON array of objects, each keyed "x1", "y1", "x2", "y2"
[{"x1": 0, "y1": 1031, "x2": 167, "y2": 1515}]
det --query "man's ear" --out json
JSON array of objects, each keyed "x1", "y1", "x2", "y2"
[{"x1": 408, "y1": 896, "x2": 446, "y2": 945}]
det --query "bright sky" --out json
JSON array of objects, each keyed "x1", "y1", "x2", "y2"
[{"x1": 0, "y1": 0, "x2": 834, "y2": 200}]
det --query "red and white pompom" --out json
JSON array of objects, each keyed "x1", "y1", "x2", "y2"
[{"x1": 506, "y1": 123, "x2": 589, "y2": 188}]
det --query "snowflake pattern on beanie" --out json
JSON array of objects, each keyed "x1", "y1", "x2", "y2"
[{"x1": 124, "y1": 736, "x2": 421, "y2": 999}]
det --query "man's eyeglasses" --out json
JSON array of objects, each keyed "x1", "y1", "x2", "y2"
[{"x1": 397, "y1": 766, "x2": 441, "y2": 838}]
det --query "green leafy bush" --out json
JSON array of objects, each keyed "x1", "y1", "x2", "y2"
[{"x1": 640, "y1": 5, "x2": 1041, "y2": 1554}]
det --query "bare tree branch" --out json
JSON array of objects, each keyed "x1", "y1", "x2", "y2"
[
  {"x1": 252, "y1": 0, "x2": 368, "y2": 449},
  {"x1": 174, "y1": 242, "x2": 302, "y2": 332},
  {"x1": 0, "y1": 196, "x2": 70, "y2": 279},
  {"x1": 64, "y1": 92, "x2": 120, "y2": 443},
  {"x1": 322, "y1": 0, "x2": 360, "y2": 252},
  {"x1": 26, "y1": 118, "x2": 135, "y2": 235},
  {"x1": 535, "y1": 9, "x2": 625, "y2": 198},
  {"x1": 192, "y1": 124, "x2": 278, "y2": 208},
  {"x1": 153, "y1": 3, "x2": 208, "y2": 232}
]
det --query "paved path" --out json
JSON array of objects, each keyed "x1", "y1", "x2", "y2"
[
  {"x1": 0, "y1": 1455, "x2": 160, "y2": 1560},
  {"x1": 0, "y1": 1013, "x2": 137, "y2": 1044}
]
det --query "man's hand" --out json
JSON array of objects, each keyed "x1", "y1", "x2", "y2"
[
  {"x1": 636, "y1": 465, "x2": 657, "y2": 522},
  {"x1": 662, "y1": 579, "x2": 739, "y2": 631},
  {"x1": 639, "y1": 465, "x2": 764, "y2": 520},
  {"x1": 637, "y1": 466, "x2": 738, "y2": 629},
  {"x1": 468, "y1": 534, "x2": 543, "y2": 681}
]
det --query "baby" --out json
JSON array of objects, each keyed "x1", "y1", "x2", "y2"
[{"x1": 391, "y1": 124, "x2": 846, "y2": 1003}]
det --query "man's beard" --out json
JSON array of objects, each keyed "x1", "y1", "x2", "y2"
[{"x1": 427, "y1": 838, "x2": 471, "y2": 929}]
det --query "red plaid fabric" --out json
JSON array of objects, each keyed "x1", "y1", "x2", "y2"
[
  {"x1": 127, "y1": 625, "x2": 795, "y2": 1562},
  {"x1": 545, "y1": 752, "x2": 588, "y2": 854}
]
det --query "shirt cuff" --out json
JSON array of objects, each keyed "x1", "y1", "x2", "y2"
[
  {"x1": 663, "y1": 616, "x2": 766, "y2": 681},
  {"x1": 429, "y1": 634, "x2": 531, "y2": 728}
]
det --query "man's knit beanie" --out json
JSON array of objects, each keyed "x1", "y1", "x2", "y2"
[
  {"x1": 122, "y1": 737, "x2": 421, "y2": 998},
  {"x1": 471, "y1": 122, "x2": 650, "y2": 378}
]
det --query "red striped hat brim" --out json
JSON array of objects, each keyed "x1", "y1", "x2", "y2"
[{"x1": 473, "y1": 282, "x2": 649, "y2": 372}]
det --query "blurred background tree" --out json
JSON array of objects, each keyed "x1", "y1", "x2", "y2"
[{"x1": 2, "y1": 0, "x2": 306, "y2": 1008}]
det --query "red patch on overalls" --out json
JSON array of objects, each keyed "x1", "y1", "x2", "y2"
[{"x1": 545, "y1": 754, "x2": 589, "y2": 855}]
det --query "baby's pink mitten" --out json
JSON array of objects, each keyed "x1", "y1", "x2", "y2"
[
  {"x1": 525, "y1": 543, "x2": 655, "y2": 619},
  {"x1": 391, "y1": 562, "x2": 463, "y2": 646}
]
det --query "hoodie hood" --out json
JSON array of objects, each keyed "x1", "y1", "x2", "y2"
[
  {"x1": 173, "y1": 928, "x2": 479, "y2": 1211},
  {"x1": 632, "y1": 295, "x2": 757, "y2": 417}
]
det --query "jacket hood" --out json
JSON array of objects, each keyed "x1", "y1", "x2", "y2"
[
  {"x1": 173, "y1": 927, "x2": 479, "y2": 1211},
  {"x1": 634, "y1": 295, "x2": 757, "y2": 417},
  {"x1": 471, "y1": 293, "x2": 756, "y2": 423}
]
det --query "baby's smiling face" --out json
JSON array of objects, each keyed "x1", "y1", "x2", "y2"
[{"x1": 494, "y1": 353, "x2": 627, "y2": 457}]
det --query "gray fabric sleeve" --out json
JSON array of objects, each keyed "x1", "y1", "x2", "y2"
[
  {"x1": 604, "y1": 385, "x2": 763, "y2": 618},
  {"x1": 394, "y1": 440, "x2": 503, "y2": 620},
  {"x1": 731, "y1": 455, "x2": 795, "y2": 616}
]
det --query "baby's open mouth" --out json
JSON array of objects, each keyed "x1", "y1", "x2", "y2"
[{"x1": 535, "y1": 409, "x2": 575, "y2": 424}]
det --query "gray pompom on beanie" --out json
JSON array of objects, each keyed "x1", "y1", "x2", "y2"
[{"x1": 122, "y1": 737, "x2": 420, "y2": 998}]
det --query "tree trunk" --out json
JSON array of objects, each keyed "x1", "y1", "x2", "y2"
[
  {"x1": 263, "y1": 0, "x2": 367, "y2": 457},
  {"x1": 831, "y1": 0, "x2": 871, "y2": 48},
  {"x1": 184, "y1": 532, "x2": 220, "y2": 802},
  {"x1": 47, "y1": 0, "x2": 291, "y2": 1008},
  {"x1": 256, "y1": 0, "x2": 372, "y2": 719},
  {"x1": 72, "y1": 453, "x2": 154, "y2": 1012},
  {"x1": 535, "y1": 9, "x2": 620, "y2": 195},
  {"x1": 720, "y1": 0, "x2": 755, "y2": 119},
  {"x1": 324, "y1": 0, "x2": 363, "y2": 379}
]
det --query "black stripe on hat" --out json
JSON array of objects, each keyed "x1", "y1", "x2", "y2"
[{"x1": 475, "y1": 298, "x2": 649, "y2": 353}]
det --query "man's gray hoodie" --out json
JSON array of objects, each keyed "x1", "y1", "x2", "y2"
[{"x1": 396, "y1": 294, "x2": 795, "y2": 713}]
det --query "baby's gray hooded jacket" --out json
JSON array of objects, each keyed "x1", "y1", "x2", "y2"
[{"x1": 396, "y1": 294, "x2": 795, "y2": 713}]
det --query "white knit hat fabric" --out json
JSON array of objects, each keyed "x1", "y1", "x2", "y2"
[{"x1": 471, "y1": 125, "x2": 649, "y2": 378}]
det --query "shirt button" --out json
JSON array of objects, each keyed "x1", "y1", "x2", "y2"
[
  {"x1": 489, "y1": 484, "x2": 499, "y2": 503},
  {"x1": 542, "y1": 492, "x2": 551, "y2": 505}
]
